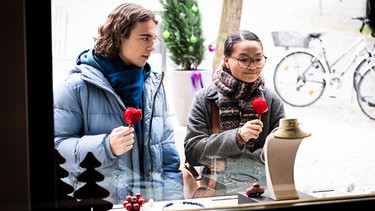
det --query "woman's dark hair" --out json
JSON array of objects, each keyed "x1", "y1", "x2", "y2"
[
  {"x1": 93, "y1": 3, "x2": 158, "y2": 58},
  {"x1": 223, "y1": 30, "x2": 263, "y2": 57}
]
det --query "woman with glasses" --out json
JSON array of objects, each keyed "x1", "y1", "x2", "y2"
[
  {"x1": 184, "y1": 30, "x2": 285, "y2": 196},
  {"x1": 53, "y1": 3, "x2": 183, "y2": 205}
]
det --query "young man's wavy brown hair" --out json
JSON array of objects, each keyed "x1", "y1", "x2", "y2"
[{"x1": 93, "y1": 3, "x2": 158, "y2": 58}]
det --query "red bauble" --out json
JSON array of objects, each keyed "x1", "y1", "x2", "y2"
[
  {"x1": 124, "y1": 203, "x2": 132, "y2": 210},
  {"x1": 125, "y1": 195, "x2": 132, "y2": 202},
  {"x1": 133, "y1": 203, "x2": 140, "y2": 210},
  {"x1": 131, "y1": 196, "x2": 137, "y2": 202},
  {"x1": 138, "y1": 198, "x2": 146, "y2": 205},
  {"x1": 123, "y1": 193, "x2": 145, "y2": 210},
  {"x1": 123, "y1": 201, "x2": 129, "y2": 207},
  {"x1": 246, "y1": 182, "x2": 265, "y2": 197}
]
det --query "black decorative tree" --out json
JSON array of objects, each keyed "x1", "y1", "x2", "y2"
[
  {"x1": 159, "y1": 0, "x2": 205, "y2": 70},
  {"x1": 55, "y1": 149, "x2": 78, "y2": 210},
  {"x1": 73, "y1": 152, "x2": 113, "y2": 211}
]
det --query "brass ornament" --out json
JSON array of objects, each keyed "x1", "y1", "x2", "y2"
[{"x1": 273, "y1": 118, "x2": 311, "y2": 139}]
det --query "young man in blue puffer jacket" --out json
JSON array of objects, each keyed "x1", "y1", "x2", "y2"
[{"x1": 53, "y1": 2, "x2": 183, "y2": 204}]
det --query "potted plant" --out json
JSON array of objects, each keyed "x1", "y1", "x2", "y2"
[
  {"x1": 159, "y1": 0, "x2": 213, "y2": 125},
  {"x1": 159, "y1": 0, "x2": 205, "y2": 70}
]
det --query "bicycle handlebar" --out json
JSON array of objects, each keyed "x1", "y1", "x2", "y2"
[
  {"x1": 307, "y1": 17, "x2": 371, "y2": 40},
  {"x1": 352, "y1": 16, "x2": 371, "y2": 33}
]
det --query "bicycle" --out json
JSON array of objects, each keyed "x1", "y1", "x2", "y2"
[
  {"x1": 356, "y1": 62, "x2": 375, "y2": 120},
  {"x1": 272, "y1": 16, "x2": 375, "y2": 120}
]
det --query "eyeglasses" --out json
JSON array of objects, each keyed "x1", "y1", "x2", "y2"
[
  {"x1": 228, "y1": 55, "x2": 267, "y2": 69},
  {"x1": 153, "y1": 36, "x2": 162, "y2": 47},
  {"x1": 139, "y1": 36, "x2": 161, "y2": 47}
]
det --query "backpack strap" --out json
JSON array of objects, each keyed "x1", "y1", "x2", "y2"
[
  {"x1": 206, "y1": 100, "x2": 220, "y2": 195},
  {"x1": 184, "y1": 100, "x2": 220, "y2": 198},
  {"x1": 211, "y1": 100, "x2": 219, "y2": 134}
]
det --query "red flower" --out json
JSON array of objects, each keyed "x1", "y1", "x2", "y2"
[
  {"x1": 124, "y1": 107, "x2": 142, "y2": 125},
  {"x1": 252, "y1": 98, "x2": 268, "y2": 119}
]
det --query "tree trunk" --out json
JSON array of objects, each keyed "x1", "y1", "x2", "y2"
[{"x1": 212, "y1": 0, "x2": 243, "y2": 69}]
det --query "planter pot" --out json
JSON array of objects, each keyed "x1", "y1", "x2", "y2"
[{"x1": 169, "y1": 69, "x2": 213, "y2": 126}]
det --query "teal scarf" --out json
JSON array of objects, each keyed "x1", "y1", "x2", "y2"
[{"x1": 77, "y1": 49, "x2": 151, "y2": 159}]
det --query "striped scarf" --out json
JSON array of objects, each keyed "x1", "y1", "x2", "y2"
[{"x1": 213, "y1": 62, "x2": 265, "y2": 131}]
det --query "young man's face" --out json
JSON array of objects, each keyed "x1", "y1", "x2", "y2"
[{"x1": 119, "y1": 20, "x2": 159, "y2": 67}]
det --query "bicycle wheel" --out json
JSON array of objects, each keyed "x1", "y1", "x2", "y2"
[
  {"x1": 353, "y1": 57, "x2": 374, "y2": 92},
  {"x1": 273, "y1": 51, "x2": 326, "y2": 107},
  {"x1": 356, "y1": 67, "x2": 375, "y2": 120}
]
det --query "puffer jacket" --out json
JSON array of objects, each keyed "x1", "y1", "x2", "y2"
[{"x1": 54, "y1": 63, "x2": 183, "y2": 204}]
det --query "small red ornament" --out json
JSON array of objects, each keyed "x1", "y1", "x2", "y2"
[
  {"x1": 124, "y1": 107, "x2": 142, "y2": 126},
  {"x1": 246, "y1": 182, "x2": 265, "y2": 197},
  {"x1": 124, "y1": 203, "x2": 132, "y2": 211},
  {"x1": 138, "y1": 198, "x2": 146, "y2": 205},
  {"x1": 125, "y1": 195, "x2": 132, "y2": 202},
  {"x1": 252, "y1": 97, "x2": 268, "y2": 120},
  {"x1": 123, "y1": 193, "x2": 146, "y2": 211},
  {"x1": 123, "y1": 201, "x2": 129, "y2": 207},
  {"x1": 133, "y1": 203, "x2": 140, "y2": 210},
  {"x1": 135, "y1": 192, "x2": 142, "y2": 199},
  {"x1": 131, "y1": 196, "x2": 137, "y2": 202}
]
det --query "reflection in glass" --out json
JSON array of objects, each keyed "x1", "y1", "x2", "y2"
[{"x1": 52, "y1": 0, "x2": 375, "y2": 209}]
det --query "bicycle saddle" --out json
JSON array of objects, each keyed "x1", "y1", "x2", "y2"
[{"x1": 307, "y1": 32, "x2": 325, "y2": 39}]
